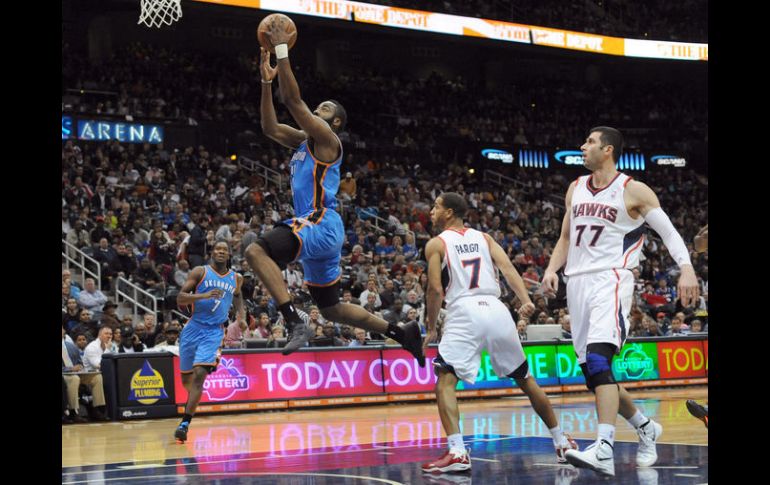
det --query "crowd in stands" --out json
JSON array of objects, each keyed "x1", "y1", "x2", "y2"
[
  {"x1": 366, "y1": 0, "x2": 708, "y2": 42},
  {"x1": 62, "y1": 132, "x2": 708, "y2": 352},
  {"x1": 62, "y1": 41, "x2": 707, "y2": 163}
]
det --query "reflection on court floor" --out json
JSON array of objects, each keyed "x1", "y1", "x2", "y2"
[{"x1": 62, "y1": 388, "x2": 708, "y2": 484}]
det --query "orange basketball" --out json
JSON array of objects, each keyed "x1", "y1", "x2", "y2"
[{"x1": 257, "y1": 13, "x2": 297, "y2": 54}]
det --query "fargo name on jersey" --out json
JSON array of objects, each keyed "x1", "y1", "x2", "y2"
[
  {"x1": 572, "y1": 202, "x2": 618, "y2": 222},
  {"x1": 454, "y1": 243, "x2": 480, "y2": 254}
]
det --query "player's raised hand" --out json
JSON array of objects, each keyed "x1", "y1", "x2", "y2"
[
  {"x1": 260, "y1": 48, "x2": 277, "y2": 82},
  {"x1": 266, "y1": 15, "x2": 292, "y2": 46},
  {"x1": 541, "y1": 270, "x2": 559, "y2": 297},
  {"x1": 677, "y1": 265, "x2": 700, "y2": 308}
]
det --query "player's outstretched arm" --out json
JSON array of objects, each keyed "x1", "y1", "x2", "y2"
[
  {"x1": 259, "y1": 47, "x2": 306, "y2": 149},
  {"x1": 626, "y1": 180, "x2": 700, "y2": 307},
  {"x1": 484, "y1": 234, "x2": 535, "y2": 320},
  {"x1": 422, "y1": 238, "x2": 445, "y2": 350},
  {"x1": 542, "y1": 183, "x2": 575, "y2": 296},
  {"x1": 264, "y1": 25, "x2": 339, "y2": 158}
]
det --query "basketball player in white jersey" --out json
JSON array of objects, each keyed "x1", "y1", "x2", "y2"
[
  {"x1": 420, "y1": 193, "x2": 578, "y2": 474},
  {"x1": 542, "y1": 126, "x2": 700, "y2": 476}
]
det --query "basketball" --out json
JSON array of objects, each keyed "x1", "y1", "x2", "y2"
[{"x1": 257, "y1": 13, "x2": 297, "y2": 54}]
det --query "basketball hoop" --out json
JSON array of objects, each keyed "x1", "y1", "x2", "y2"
[{"x1": 138, "y1": 0, "x2": 183, "y2": 28}]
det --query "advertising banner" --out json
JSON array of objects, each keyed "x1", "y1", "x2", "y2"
[
  {"x1": 174, "y1": 349, "x2": 385, "y2": 404},
  {"x1": 167, "y1": 339, "x2": 705, "y2": 410},
  {"x1": 658, "y1": 340, "x2": 707, "y2": 379},
  {"x1": 612, "y1": 342, "x2": 659, "y2": 382},
  {"x1": 118, "y1": 357, "x2": 176, "y2": 407},
  {"x1": 192, "y1": 1, "x2": 706, "y2": 61}
]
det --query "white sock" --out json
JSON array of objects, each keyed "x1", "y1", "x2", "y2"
[
  {"x1": 549, "y1": 426, "x2": 564, "y2": 446},
  {"x1": 447, "y1": 433, "x2": 465, "y2": 453},
  {"x1": 627, "y1": 410, "x2": 649, "y2": 429},
  {"x1": 597, "y1": 424, "x2": 615, "y2": 447}
]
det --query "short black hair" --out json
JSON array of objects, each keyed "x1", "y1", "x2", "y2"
[
  {"x1": 589, "y1": 126, "x2": 624, "y2": 163},
  {"x1": 328, "y1": 99, "x2": 347, "y2": 132},
  {"x1": 439, "y1": 192, "x2": 468, "y2": 219}
]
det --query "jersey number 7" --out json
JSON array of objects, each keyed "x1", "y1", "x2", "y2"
[{"x1": 462, "y1": 258, "x2": 481, "y2": 289}]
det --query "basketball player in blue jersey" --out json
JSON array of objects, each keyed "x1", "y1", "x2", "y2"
[
  {"x1": 174, "y1": 241, "x2": 245, "y2": 442},
  {"x1": 241, "y1": 22, "x2": 424, "y2": 363}
]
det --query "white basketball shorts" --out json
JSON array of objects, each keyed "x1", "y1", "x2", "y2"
[
  {"x1": 566, "y1": 268, "x2": 634, "y2": 364},
  {"x1": 438, "y1": 295, "x2": 527, "y2": 384}
]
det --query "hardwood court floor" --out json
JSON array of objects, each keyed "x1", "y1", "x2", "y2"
[{"x1": 62, "y1": 386, "x2": 708, "y2": 484}]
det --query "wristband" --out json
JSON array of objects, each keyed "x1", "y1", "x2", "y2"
[{"x1": 275, "y1": 43, "x2": 289, "y2": 59}]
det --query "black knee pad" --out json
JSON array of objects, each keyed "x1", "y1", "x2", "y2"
[
  {"x1": 583, "y1": 342, "x2": 618, "y2": 390},
  {"x1": 433, "y1": 352, "x2": 459, "y2": 379},
  {"x1": 254, "y1": 225, "x2": 300, "y2": 270},
  {"x1": 309, "y1": 282, "x2": 341, "y2": 310},
  {"x1": 507, "y1": 360, "x2": 530, "y2": 380},
  {"x1": 579, "y1": 363, "x2": 595, "y2": 392}
]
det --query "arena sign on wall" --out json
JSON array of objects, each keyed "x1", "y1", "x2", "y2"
[{"x1": 76, "y1": 119, "x2": 164, "y2": 144}]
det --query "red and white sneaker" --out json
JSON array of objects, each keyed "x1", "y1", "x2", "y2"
[
  {"x1": 421, "y1": 448, "x2": 472, "y2": 473},
  {"x1": 555, "y1": 434, "x2": 579, "y2": 463}
]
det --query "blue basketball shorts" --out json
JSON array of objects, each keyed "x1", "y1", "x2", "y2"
[
  {"x1": 179, "y1": 319, "x2": 225, "y2": 373},
  {"x1": 284, "y1": 208, "x2": 344, "y2": 286}
]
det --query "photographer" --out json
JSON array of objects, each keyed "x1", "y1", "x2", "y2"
[{"x1": 117, "y1": 325, "x2": 146, "y2": 353}]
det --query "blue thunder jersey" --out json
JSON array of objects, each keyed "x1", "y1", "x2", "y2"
[
  {"x1": 191, "y1": 266, "x2": 237, "y2": 326},
  {"x1": 288, "y1": 136, "x2": 342, "y2": 219}
]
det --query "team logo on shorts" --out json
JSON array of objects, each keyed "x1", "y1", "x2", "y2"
[
  {"x1": 203, "y1": 357, "x2": 250, "y2": 401},
  {"x1": 129, "y1": 360, "x2": 169, "y2": 405}
]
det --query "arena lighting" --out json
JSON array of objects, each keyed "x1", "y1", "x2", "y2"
[
  {"x1": 481, "y1": 148, "x2": 514, "y2": 164},
  {"x1": 553, "y1": 150, "x2": 584, "y2": 166},
  {"x1": 650, "y1": 155, "x2": 687, "y2": 167},
  {"x1": 192, "y1": 0, "x2": 707, "y2": 60}
]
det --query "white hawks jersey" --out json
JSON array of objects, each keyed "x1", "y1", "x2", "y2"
[
  {"x1": 564, "y1": 172, "x2": 646, "y2": 277},
  {"x1": 437, "y1": 228, "x2": 500, "y2": 307}
]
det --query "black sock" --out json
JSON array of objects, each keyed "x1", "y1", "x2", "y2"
[
  {"x1": 279, "y1": 301, "x2": 302, "y2": 328},
  {"x1": 181, "y1": 413, "x2": 193, "y2": 426},
  {"x1": 385, "y1": 322, "x2": 405, "y2": 343}
]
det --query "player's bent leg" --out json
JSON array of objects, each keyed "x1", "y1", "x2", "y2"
[
  {"x1": 512, "y1": 364, "x2": 578, "y2": 463},
  {"x1": 175, "y1": 366, "x2": 211, "y2": 443},
  {"x1": 565, "y1": 343, "x2": 617, "y2": 476},
  {"x1": 422, "y1": 368, "x2": 470, "y2": 473},
  {"x1": 318, "y1": 299, "x2": 425, "y2": 367},
  {"x1": 244, "y1": 240, "x2": 294, "y2": 307},
  {"x1": 246, "y1": 227, "x2": 314, "y2": 355}
]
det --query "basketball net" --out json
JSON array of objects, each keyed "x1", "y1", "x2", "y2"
[{"x1": 138, "y1": 0, "x2": 183, "y2": 28}]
